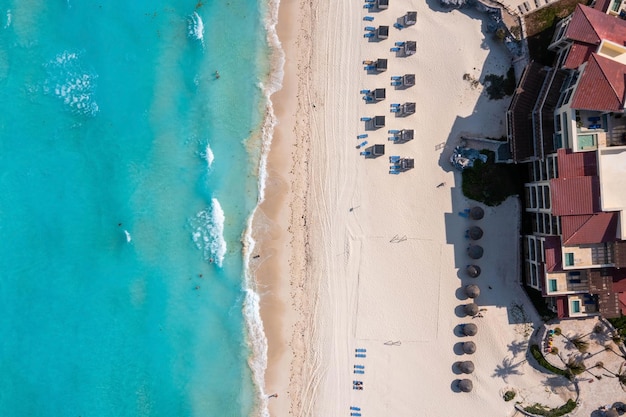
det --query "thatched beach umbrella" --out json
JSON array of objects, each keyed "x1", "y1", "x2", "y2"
[
  {"x1": 465, "y1": 284, "x2": 480, "y2": 299},
  {"x1": 462, "y1": 323, "x2": 478, "y2": 336},
  {"x1": 469, "y1": 206, "x2": 484, "y2": 220},
  {"x1": 466, "y1": 264, "x2": 481, "y2": 278},
  {"x1": 459, "y1": 361, "x2": 475, "y2": 374},
  {"x1": 467, "y1": 245, "x2": 484, "y2": 259},
  {"x1": 464, "y1": 303, "x2": 479, "y2": 316},
  {"x1": 606, "y1": 409, "x2": 619, "y2": 417},
  {"x1": 462, "y1": 341, "x2": 476, "y2": 354},
  {"x1": 468, "y1": 226, "x2": 483, "y2": 240},
  {"x1": 458, "y1": 378, "x2": 473, "y2": 392}
]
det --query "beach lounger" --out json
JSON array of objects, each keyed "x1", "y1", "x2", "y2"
[
  {"x1": 357, "y1": 134, "x2": 368, "y2": 139},
  {"x1": 363, "y1": 15, "x2": 374, "y2": 21},
  {"x1": 365, "y1": 0, "x2": 376, "y2": 2},
  {"x1": 390, "y1": 47, "x2": 401, "y2": 52},
  {"x1": 360, "y1": 117, "x2": 372, "y2": 121},
  {"x1": 351, "y1": 413, "x2": 362, "y2": 417},
  {"x1": 359, "y1": 152, "x2": 371, "y2": 157},
  {"x1": 364, "y1": 26, "x2": 375, "y2": 31},
  {"x1": 388, "y1": 136, "x2": 397, "y2": 141},
  {"x1": 363, "y1": 96, "x2": 373, "y2": 102},
  {"x1": 389, "y1": 155, "x2": 401, "y2": 163},
  {"x1": 394, "y1": 22, "x2": 404, "y2": 29},
  {"x1": 395, "y1": 41, "x2": 405, "y2": 46},
  {"x1": 391, "y1": 75, "x2": 402, "y2": 80},
  {"x1": 357, "y1": 141, "x2": 368, "y2": 148},
  {"x1": 363, "y1": 32, "x2": 375, "y2": 38},
  {"x1": 364, "y1": 65, "x2": 376, "y2": 70},
  {"x1": 359, "y1": 89, "x2": 370, "y2": 94},
  {"x1": 354, "y1": 365, "x2": 365, "y2": 369},
  {"x1": 390, "y1": 103, "x2": 400, "y2": 107},
  {"x1": 391, "y1": 81, "x2": 401, "y2": 86},
  {"x1": 350, "y1": 406, "x2": 361, "y2": 411},
  {"x1": 353, "y1": 386, "x2": 363, "y2": 390},
  {"x1": 388, "y1": 129, "x2": 399, "y2": 133},
  {"x1": 390, "y1": 107, "x2": 400, "y2": 113},
  {"x1": 353, "y1": 370, "x2": 364, "y2": 374},
  {"x1": 364, "y1": 3, "x2": 374, "y2": 9},
  {"x1": 389, "y1": 170, "x2": 401, "y2": 175},
  {"x1": 355, "y1": 348, "x2": 367, "y2": 352}
]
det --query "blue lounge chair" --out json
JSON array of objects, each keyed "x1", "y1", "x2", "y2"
[
  {"x1": 390, "y1": 47, "x2": 401, "y2": 52},
  {"x1": 363, "y1": 4, "x2": 374, "y2": 9},
  {"x1": 360, "y1": 116, "x2": 371, "y2": 121},
  {"x1": 395, "y1": 41, "x2": 405, "y2": 46},
  {"x1": 388, "y1": 136, "x2": 397, "y2": 141},
  {"x1": 363, "y1": 96, "x2": 373, "y2": 102},
  {"x1": 351, "y1": 413, "x2": 362, "y2": 417},
  {"x1": 355, "y1": 348, "x2": 366, "y2": 352},
  {"x1": 391, "y1": 75, "x2": 402, "y2": 80},
  {"x1": 391, "y1": 81, "x2": 401, "y2": 86},
  {"x1": 357, "y1": 141, "x2": 368, "y2": 148},
  {"x1": 364, "y1": 26, "x2": 375, "y2": 31},
  {"x1": 360, "y1": 151, "x2": 371, "y2": 157},
  {"x1": 354, "y1": 370, "x2": 364, "y2": 374},
  {"x1": 363, "y1": 32, "x2": 375, "y2": 38},
  {"x1": 357, "y1": 134, "x2": 368, "y2": 139},
  {"x1": 364, "y1": 65, "x2": 376, "y2": 70},
  {"x1": 389, "y1": 170, "x2": 400, "y2": 175},
  {"x1": 360, "y1": 89, "x2": 370, "y2": 94},
  {"x1": 390, "y1": 103, "x2": 400, "y2": 107},
  {"x1": 388, "y1": 129, "x2": 399, "y2": 134},
  {"x1": 394, "y1": 22, "x2": 404, "y2": 29},
  {"x1": 350, "y1": 406, "x2": 361, "y2": 411},
  {"x1": 363, "y1": 15, "x2": 374, "y2": 21},
  {"x1": 390, "y1": 107, "x2": 399, "y2": 113},
  {"x1": 354, "y1": 365, "x2": 365, "y2": 369},
  {"x1": 389, "y1": 155, "x2": 401, "y2": 163}
]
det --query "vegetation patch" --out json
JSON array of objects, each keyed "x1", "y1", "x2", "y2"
[
  {"x1": 524, "y1": 399, "x2": 577, "y2": 417},
  {"x1": 483, "y1": 67, "x2": 516, "y2": 100},
  {"x1": 530, "y1": 344, "x2": 569, "y2": 378},
  {"x1": 503, "y1": 390, "x2": 516, "y2": 402},
  {"x1": 461, "y1": 150, "x2": 519, "y2": 206},
  {"x1": 609, "y1": 317, "x2": 626, "y2": 340}
]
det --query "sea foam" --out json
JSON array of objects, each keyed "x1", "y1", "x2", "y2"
[
  {"x1": 4, "y1": 9, "x2": 11, "y2": 29},
  {"x1": 203, "y1": 143, "x2": 214, "y2": 170},
  {"x1": 243, "y1": 0, "x2": 285, "y2": 416},
  {"x1": 191, "y1": 198, "x2": 226, "y2": 267},
  {"x1": 187, "y1": 12, "x2": 204, "y2": 45}
]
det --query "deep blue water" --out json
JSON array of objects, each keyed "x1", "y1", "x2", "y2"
[{"x1": 0, "y1": 1, "x2": 269, "y2": 415}]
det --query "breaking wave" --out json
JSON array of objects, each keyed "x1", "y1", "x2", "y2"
[{"x1": 190, "y1": 198, "x2": 226, "y2": 267}]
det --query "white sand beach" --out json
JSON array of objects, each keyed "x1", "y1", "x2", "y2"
[{"x1": 255, "y1": 0, "x2": 583, "y2": 416}]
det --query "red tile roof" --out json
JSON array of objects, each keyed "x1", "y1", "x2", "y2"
[
  {"x1": 571, "y1": 53, "x2": 626, "y2": 111},
  {"x1": 593, "y1": 0, "x2": 611, "y2": 12},
  {"x1": 563, "y1": 43, "x2": 595, "y2": 69},
  {"x1": 551, "y1": 176, "x2": 601, "y2": 215},
  {"x1": 555, "y1": 148, "x2": 597, "y2": 178},
  {"x1": 561, "y1": 212, "x2": 619, "y2": 245},
  {"x1": 544, "y1": 236, "x2": 563, "y2": 272},
  {"x1": 565, "y1": 4, "x2": 626, "y2": 46}
]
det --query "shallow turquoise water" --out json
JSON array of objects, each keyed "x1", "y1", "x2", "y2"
[{"x1": 0, "y1": 0, "x2": 268, "y2": 415}]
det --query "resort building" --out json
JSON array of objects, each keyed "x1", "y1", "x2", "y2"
[{"x1": 508, "y1": 4, "x2": 626, "y2": 318}]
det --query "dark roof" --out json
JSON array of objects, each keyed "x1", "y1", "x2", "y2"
[
  {"x1": 404, "y1": 41, "x2": 417, "y2": 53},
  {"x1": 565, "y1": 5, "x2": 626, "y2": 46},
  {"x1": 599, "y1": 292, "x2": 621, "y2": 318},
  {"x1": 373, "y1": 88, "x2": 386, "y2": 99},
  {"x1": 544, "y1": 236, "x2": 563, "y2": 272},
  {"x1": 372, "y1": 144, "x2": 385, "y2": 155},
  {"x1": 374, "y1": 115, "x2": 385, "y2": 126},
  {"x1": 507, "y1": 62, "x2": 548, "y2": 163},
  {"x1": 588, "y1": 270, "x2": 613, "y2": 294},
  {"x1": 613, "y1": 241, "x2": 626, "y2": 268},
  {"x1": 377, "y1": 26, "x2": 389, "y2": 37},
  {"x1": 555, "y1": 148, "x2": 597, "y2": 178},
  {"x1": 534, "y1": 69, "x2": 567, "y2": 159},
  {"x1": 403, "y1": 74, "x2": 415, "y2": 86},
  {"x1": 376, "y1": 58, "x2": 388, "y2": 70},
  {"x1": 560, "y1": 213, "x2": 619, "y2": 245},
  {"x1": 401, "y1": 102, "x2": 416, "y2": 113},
  {"x1": 556, "y1": 296, "x2": 568, "y2": 318},
  {"x1": 399, "y1": 158, "x2": 414, "y2": 169},
  {"x1": 405, "y1": 11, "x2": 417, "y2": 24},
  {"x1": 400, "y1": 129, "x2": 414, "y2": 140},
  {"x1": 571, "y1": 53, "x2": 626, "y2": 112}
]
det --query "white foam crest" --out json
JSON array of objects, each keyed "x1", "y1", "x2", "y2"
[
  {"x1": 45, "y1": 51, "x2": 99, "y2": 117},
  {"x1": 187, "y1": 12, "x2": 204, "y2": 45},
  {"x1": 203, "y1": 143, "x2": 214, "y2": 170},
  {"x1": 243, "y1": 0, "x2": 285, "y2": 416},
  {"x1": 190, "y1": 198, "x2": 226, "y2": 267},
  {"x1": 124, "y1": 230, "x2": 132, "y2": 243},
  {"x1": 4, "y1": 9, "x2": 11, "y2": 29}
]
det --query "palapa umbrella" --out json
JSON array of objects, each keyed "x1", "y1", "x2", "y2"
[
  {"x1": 467, "y1": 245, "x2": 483, "y2": 259},
  {"x1": 462, "y1": 341, "x2": 476, "y2": 354},
  {"x1": 468, "y1": 226, "x2": 483, "y2": 240},
  {"x1": 458, "y1": 378, "x2": 473, "y2": 392},
  {"x1": 606, "y1": 409, "x2": 619, "y2": 417},
  {"x1": 464, "y1": 303, "x2": 479, "y2": 316},
  {"x1": 469, "y1": 206, "x2": 484, "y2": 220},
  {"x1": 459, "y1": 361, "x2": 475, "y2": 374},
  {"x1": 462, "y1": 323, "x2": 478, "y2": 336},
  {"x1": 465, "y1": 284, "x2": 480, "y2": 299},
  {"x1": 466, "y1": 264, "x2": 481, "y2": 278}
]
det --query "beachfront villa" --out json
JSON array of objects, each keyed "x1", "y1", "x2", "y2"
[{"x1": 507, "y1": 3, "x2": 626, "y2": 318}]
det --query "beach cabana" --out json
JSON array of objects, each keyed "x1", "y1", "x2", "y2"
[
  {"x1": 376, "y1": 0, "x2": 389, "y2": 10},
  {"x1": 396, "y1": 158, "x2": 414, "y2": 171},
  {"x1": 402, "y1": 11, "x2": 417, "y2": 26},
  {"x1": 458, "y1": 361, "x2": 475, "y2": 374},
  {"x1": 462, "y1": 323, "x2": 478, "y2": 336},
  {"x1": 458, "y1": 379, "x2": 473, "y2": 392},
  {"x1": 397, "y1": 102, "x2": 415, "y2": 117},
  {"x1": 400, "y1": 41, "x2": 417, "y2": 57},
  {"x1": 376, "y1": 26, "x2": 389, "y2": 40},
  {"x1": 373, "y1": 115, "x2": 385, "y2": 128},
  {"x1": 467, "y1": 226, "x2": 483, "y2": 241},
  {"x1": 375, "y1": 58, "x2": 388, "y2": 72},
  {"x1": 467, "y1": 245, "x2": 483, "y2": 259},
  {"x1": 462, "y1": 341, "x2": 476, "y2": 354},
  {"x1": 465, "y1": 284, "x2": 480, "y2": 299},
  {"x1": 464, "y1": 303, "x2": 479, "y2": 317},
  {"x1": 466, "y1": 264, "x2": 481, "y2": 278},
  {"x1": 364, "y1": 144, "x2": 385, "y2": 158},
  {"x1": 401, "y1": 74, "x2": 415, "y2": 88},
  {"x1": 373, "y1": 88, "x2": 386, "y2": 101},
  {"x1": 469, "y1": 206, "x2": 484, "y2": 220}
]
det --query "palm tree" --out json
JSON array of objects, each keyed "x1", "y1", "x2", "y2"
[
  {"x1": 565, "y1": 357, "x2": 586, "y2": 377},
  {"x1": 570, "y1": 336, "x2": 590, "y2": 353}
]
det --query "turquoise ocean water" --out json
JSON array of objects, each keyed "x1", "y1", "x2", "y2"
[{"x1": 0, "y1": 0, "x2": 279, "y2": 415}]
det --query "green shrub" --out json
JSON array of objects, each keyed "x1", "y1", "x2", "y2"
[
  {"x1": 530, "y1": 344, "x2": 569, "y2": 378},
  {"x1": 554, "y1": 327, "x2": 561, "y2": 336},
  {"x1": 524, "y1": 399, "x2": 577, "y2": 417},
  {"x1": 461, "y1": 150, "x2": 519, "y2": 206},
  {"x1": 503, "y1": 390, "x2": 516, "y2": 402}
]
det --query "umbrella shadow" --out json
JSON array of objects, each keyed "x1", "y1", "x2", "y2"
[
  {"x1": 455, "y1": 304, "x2": 470, "y2": 318},
  {"x1": 453, "y1": 342, "x2": 466, "y2": 355},
  {"x1": 450, "y1": 379, "x2": 462, "y2": 393},
  {"x1": 492, "y1": 356, "x2": 525, "y2": 382},
  {"x1": 451, "y1": 362, "x2": 464, "y2": 375},
  {"x1": 456, "y1": 286, "x2": 469, "y2": 301}
]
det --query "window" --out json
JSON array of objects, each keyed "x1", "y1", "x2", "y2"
[
  {"x1": 565, "y1": 252, "x2": 574, "y2": 266},
  {"x1": 571, "y1": 300, "x2": 581, "y2": 313},
  {"x1": 549, "y1": 279, "x2": 558, "y2": 292}
]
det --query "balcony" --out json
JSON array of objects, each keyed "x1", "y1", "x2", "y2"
[{"x1": 546, "y1": 270, "x2": 589, "y2": 295}]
